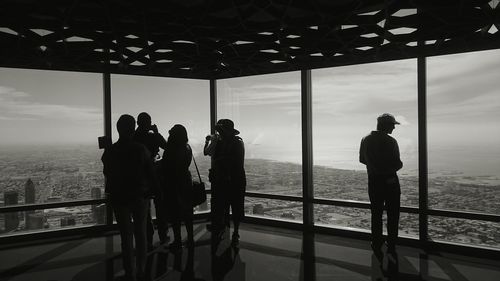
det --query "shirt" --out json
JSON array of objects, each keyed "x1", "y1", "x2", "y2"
[{"x1": 359, "y1": 131, "x2": 403, "y2": 176}]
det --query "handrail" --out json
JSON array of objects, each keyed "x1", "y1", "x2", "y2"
[
  {"x1": 0, "y1": 199, "x2": 107, "y2": 213},
  {"x1": 1, "y1": 192, "x2": 498, "y2": 223}
]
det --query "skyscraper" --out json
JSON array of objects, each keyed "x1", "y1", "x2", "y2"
[
  {"x1": 4, "y1": 191, "x2": 19, "y2": 231},
  {"x1": 91, "y1": 187, "x2": 104, "y2": 223},
  {"x1": 26, "y1": 213, "x2": 44, "y2": 230},
  {"x1": 91, "y1": 187, "x2": 102, "y2": 199},
  {"x1": 24, "y1": 179, "x2": 36, "y2": 223},
  {"x1": 24, "y1": 179, "x2": 35, "y2": 204}
]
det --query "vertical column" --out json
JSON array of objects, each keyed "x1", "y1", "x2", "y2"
[
  {"x1": 103, "y1": 72, "x2": 113, "y2": 225},
  {"x1": 418, "y1": 54, "x2": 428, "y2": 242},
  {"x1": 301, "y1": 70, "x2": 314, "y2": 230},
  {"x1": 210, "y1": 79, "x2": 217, "y2": 134}
]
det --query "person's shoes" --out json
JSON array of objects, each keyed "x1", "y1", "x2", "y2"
[
  {"x1": 231, "y1": 233, "x2": 240, "y2": 247},
  {"x1": 169, "y1": 240, "x2": 182, "y2": 252}
]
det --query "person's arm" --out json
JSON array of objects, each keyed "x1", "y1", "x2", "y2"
[
  {"x1": 359, "y1": 138, "x2": 367, "y2": 165},
  {"x1": 101, "y1": 149, "x2": 111, "y2": 195},
  {"x1": 236, "y1": 139, "x2": 245, "y2": 169},
  {"x1": 156, "y1": 133, "x2": 168, "y2": 151},
  {"x1": 143, "y1": 148, "x2": 159, "y2": 197},
  {"x1": 204, "y1": 136, "x2": 217, "y2": 156},
  {"x1": 392, "y1": 140, "x2": 403, "y2": 172}
]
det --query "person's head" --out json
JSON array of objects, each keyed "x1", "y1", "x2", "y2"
[
  {"x1": 137, "y1": 112, "x2": 152, "y2": 129},
  {"x1": 167, "y1": 124, "x2": 188, "y2": 145},
  {"x1": 215, "y1": 119, "x2": 240, "y2": 138},
  {"x1": 376, "y1": 113, "x2": 400, "y2": 134},
  {"x1": 117, "y1": 114, "x2": 136, "y2": 139}
]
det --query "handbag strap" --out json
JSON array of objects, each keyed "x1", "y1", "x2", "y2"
[{"x1": 192, "y1": 154, "x2": 202, "y2": 183}]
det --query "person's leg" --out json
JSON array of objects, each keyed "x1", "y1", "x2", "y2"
[
  {"x1": 146, "y1": 202, "x2": 154, "y2": 249},
  {"x1": 211, "y1": 183, "x2": 227, "y2": 238},
  {"x1": 113, "y1": 204, "x2": 136, "y2": 280},
  {"x1": 368, "y1": 177, "x2": 384, "y2": 250},
  {"x1": 385, "y1": 187, "x2": 401, "y2": 252},
  {"x1": 185, "y1": 218, "x2": 194, "y2": 247},
  {"x1": 154, "y1": 197, "x2": 169, "y2": 243},
  {"x1": 231, "y1": 188, "x2": 245, "y2": 241},
  {"x1": 132, "y1": 199, "x2": 149, "y2": 280}
]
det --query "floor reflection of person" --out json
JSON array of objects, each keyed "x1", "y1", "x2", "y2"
[
  {"x1": 102, "y1": 114, "x2": 157, "y2": 281},
  {"x1": 360, "y1": 113, "x2": 403, "y2": 256}
]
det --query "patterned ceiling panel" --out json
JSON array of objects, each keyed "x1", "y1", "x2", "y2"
[{"x1": 0, "y1": 0, "x2": 499, "y2": 79}]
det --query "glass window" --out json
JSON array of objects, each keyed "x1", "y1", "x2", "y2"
[
  {"x1": 0, "y1": 68, "x2": 104, "y2": 236},
  {"x1": 428, "y1": 49, "x2": 500, "y2": 215},
  {"x1": 429, "y1": 216, "x2": 500, "y2": 248},
  {"x1": 314, "y1": 205, "x2": 418, "y2": 237},
  {"x1": 0, "y1": 205, "x2": 107, "y2": 234},
  {"x1": 246, "y1": 197, "x2": 302, "y2": 223},
  {"x1": 217, "y1": 71, "x2": 302, "y2": 221},
  {"x1": 110, "y1": 74, "x2": 211, "y2": 184},
  {"x1": 312, "y1": 60, "x2": 419, "y2": 205}
]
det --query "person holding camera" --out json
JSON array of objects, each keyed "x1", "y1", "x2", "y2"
[
  {"x1": 134, "y1": 112, "x2": 168, "y2": 249},
  {"x1": 204, "y1": 131, "x2": 220, "y2": 231},
  {"x1": 211, "y1": 119, "x2": 246, "y2": 246}
]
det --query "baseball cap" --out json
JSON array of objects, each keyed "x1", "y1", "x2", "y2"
[{"x1": 377, "y1": 113, "x2": 400, "y2": 125}]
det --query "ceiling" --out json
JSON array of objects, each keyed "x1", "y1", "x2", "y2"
[{"x1": 0, "y1": 0, "x2": 499, "y2": 79}]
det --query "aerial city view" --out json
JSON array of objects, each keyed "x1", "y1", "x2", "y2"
[
  {"x1": 0, "y1": 144, "x2": 499, "y2": 248},
  {"x1": 1, "y1": 49, "x2": 499, "y2": 249}
]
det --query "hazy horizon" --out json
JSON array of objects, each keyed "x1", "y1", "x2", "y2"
[{"x1": 1, "y1": 49, "x2": 499, "y2": 181}]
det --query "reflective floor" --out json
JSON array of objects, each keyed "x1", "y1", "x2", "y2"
[{"x1": 1, "y1": 223, "x2": 499, "y2": 281}]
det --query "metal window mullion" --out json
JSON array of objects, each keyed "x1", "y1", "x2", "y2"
[
  {"x1": 301, "y1": 70, "x2": 314, "y2": 229},
  {"x1": 418, "y1": 52, "x2": 428, "y2": 242},
  {"x1": 210, "y1": 79, "x2": 217, "y2": 134},
  {"x1": 103, "y1": 72, "x2": 112, "y2": 225}
]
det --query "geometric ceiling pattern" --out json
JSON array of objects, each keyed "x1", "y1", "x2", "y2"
[{"x1": 0, "y1": 0, "x2": 499, "y2": 79}]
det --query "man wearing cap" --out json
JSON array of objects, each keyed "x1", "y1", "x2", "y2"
[
  {"x1": 211, "y1": 119, "x2": 246, "y2": 246},
  {"x1": 359, "y1": 113, "x2": 403, "y2": 256}
]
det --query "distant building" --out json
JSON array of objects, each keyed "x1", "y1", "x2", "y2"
[
  {"x1": 253, "y1": 204, "x2": 264, "y2": 215},
  {"x1": 93, "y1": 204, "x2": 106, "y2": 224},
  {"x1": 91, "y1": 188, "x2": 104, "y2": 223},
  {"x1": 4, "y1": 191, "x2": 19, "y2": 231},
  {"x1": 25, "y1": 179, "x2": 36, "y2": 223},
  {"x1": 25, "y1": 179, "x2": 35, "y2": 204},
  {"x1": 281, "y1": 212, "x2": 295, "y2": 220},
  {"x1": 91, "y1": 187, "x2": 101, "y2": 199},
  {"x1": 46, "y1": 196, "x2": 62, "y2": 202},
  {"x1": 60, "y1": 216, "x2": 76, "y2": 227},
  {"x1": 26, "y1": 213, "x2": 44, "y2": 230}
]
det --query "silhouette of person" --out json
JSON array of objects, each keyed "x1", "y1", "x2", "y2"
[
  {"x1": 211, "y1": 119, "x2": 246, "y2": 246},
  {"x1": 102, "y1": 114, "x2": 157, "y2": 281},
  {"x1": 134, "y1": 112, "x2": 169, "y2": 248},
  {"x1": 360, "y1": 113, "x2": 403, "y2": 256},
  {"x1": 161, "y1": 124, "x2": 194, "y2": 251},
  {"x1": 204, "y1": 130, "x2": 223, "y2": 231}
]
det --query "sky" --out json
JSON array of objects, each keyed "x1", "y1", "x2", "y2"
[{"x1": 0, "y1": 49, "x2": 499, "y2": 175}]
